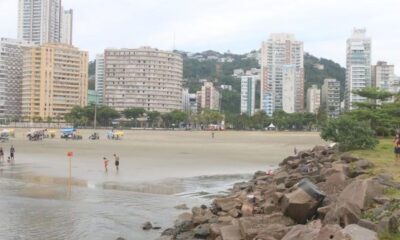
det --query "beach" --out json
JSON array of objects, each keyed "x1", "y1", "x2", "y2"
[{"x1": 0, "y1": 130, "x2": 325, "y2": 240}]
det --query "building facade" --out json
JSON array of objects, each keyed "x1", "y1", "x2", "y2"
[
  {"x1": 21, "y1": 43, "x2": 88, "y2": 120},
  {"x1": 0, "y1": 38, "x2": 35, "y2": 119},
  {"x1": 322, "y1": 79, "x2": 341, "y2": 118},
  {"x1": 182, "y1": 88, "x2": 190, "y2": 113},
  {"x1": 345, "y1": 28, "x2": 371, "y2": 110},
  {"x1": 241, "y1": 74, "x2": 260, "y2": 116},
  {"x1": 306, "y1": 84, "x2": 321, "y2": 114},
  {"x1": 87, "y1": 90, "x2": 98, "y2": 105},
  {"x1": 372, "y1": 61, "x2": 396, "y2": 93},
  {"x1": 18, "y1": 0, "x2": 62, "y2": 44},
  {"x1": 189, "y1": 94, "x2": 198, "y2": 114},
  {"x1": 95, "y1": 54, "x2": 105, "y2": 104},
  {"x1": 197, "y1": 82, "x2": 220, "y2": 111},
  {"x1": 261, "y1": 33, "x2": 304, "y2": 116},
  {"x1": 60, "y1": 8, "x2": 73, "y2": 45},
  {"x1": 103, "y1": 47, "x2": 183, "y2": 113}
]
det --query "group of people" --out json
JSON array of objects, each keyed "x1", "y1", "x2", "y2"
[
  {"x1": 103, "y1": 154, "x2": 120, "y2": 173},
  {"x1": 0, "y1": 145, "x2": 15, "y2": 165}
]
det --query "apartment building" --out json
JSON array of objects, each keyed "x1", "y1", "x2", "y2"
[
  {"x1": 240, "y1": 74, "x2": 260, "y2": 116},
  {"x1": 197, "y1": 82, "x2": 220, "y2": 111},
  {"x1": 306, "y1": 84, "x2": 321, "y2": 114},
  {"x1": 322, "y1": 79, "x2": 341, "y2": 118}
]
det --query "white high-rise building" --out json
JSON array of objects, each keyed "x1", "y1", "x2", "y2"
[
  {"x1": 241, "y1": 74, "x2": 260, "y2": 116},
  {"x1": 95, "y1": 54, "x2": 105, "y2": 104},
  {"x1": 261, "y1": 33, "x2": 304, "y2": 116},
  {"x1": 306, "y1": 85, "x2": 321, "y2": 114},
  {"x1": 322, "y1": 79, "x2": 341, "y2": 118},
  {"x1": 372, "y1": 61, "x2": 396, "y2": 93},
  {"x1": 60, "y1": 9, "x2": 73, "y2": 45},
  {"x1": 18, "y1": 0, "x2": 62, "y2": 44},
  {"x1": 0, "y1": 38, "x2": 36, "y2": 119},
  {"x1": 182, "y1": 88, "x2": 190, "y2": 113},
  {"x1": 345, "y1": 28, "x2": 371, "y2": 110}
]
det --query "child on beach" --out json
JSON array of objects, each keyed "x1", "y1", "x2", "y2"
[
  {"x1": 103, "y1": 157, "x2": 109, "y2": 172},
  {"x1": 113, "y1": 154, "x2": 120, "y2": 172}
]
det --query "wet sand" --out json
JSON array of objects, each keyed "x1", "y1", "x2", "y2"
[{"x1": 1, "y1": 130, "x2": 325, "y2": 185}]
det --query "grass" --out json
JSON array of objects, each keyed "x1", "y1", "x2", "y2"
[
  {"x1": 379, "y1": 232, "x2": 400, "y2": 240},
  {"x1": 350, "y1": 138, "x2": 400, "y2": 181}
]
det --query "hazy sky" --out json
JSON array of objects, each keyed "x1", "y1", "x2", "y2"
[{"x1": 0, "y1": 0, "x2": 399, "y2": 72}]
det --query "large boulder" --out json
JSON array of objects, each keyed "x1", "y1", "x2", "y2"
[
  {"x1": 281, "y1": 179, "x2": 325, "y2": 224},
  {"x1": 213, "y1": 197, "x2": 243, "y2": 212},
  {"x1": 220, "y1": 224, "x2": 242, "y2": 240},
  {"x1": 323, "y1": 201, "x2": 361, "y2": 226},
  {"x1": 274, "y1": 171, "x2": 289, "y2": 185},
  {"x1": 174, "y1": 212, "x2": 193, "y2": 233},
  {"x1": 239, "y1": 213, "x2": 294, "y2": 240},
  {"x1": 192, "y1": 206, "x2": 217, "y2": 225},
  {"x1": 193, "y1": 224, "x2": 210, "y2": 239},
  {"x1": 341, "y1": 154, "x2": 360, "y2": 163},
  {"x1": 255, "y1": 224, "x2": 291, "y2": 240},
  {"x1": 342, "y1": 224, "x2": 378, "y2": 240},
  {"x1": 338, "y1": 178, "x2": 384, "y2": 210},
  {"x1": 281, "y1": 223, "x2": 320, "y2": 240},
  {"x1": 316, "y1": 224, "x2": 348, "y2": 240}
]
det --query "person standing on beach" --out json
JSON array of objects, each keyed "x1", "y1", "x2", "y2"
[
  {"x1": 114, "y1": 154, "x2": 120, "y2": 172},
  {"x1": 0, "y1": 147, "x2": 4, "y2": 164},
  {"x1": 103, "y1": 157, "x2": 109, "y2": 172},
  {"x1": 394, "y1": 135, "x2": 400, "y2": 162},
  {"x1": 10, "y1": 145, "x2": 15, "y2": 163},
  {"x1": 211, "y1": 132, "x2": 215, "y2": 139}
]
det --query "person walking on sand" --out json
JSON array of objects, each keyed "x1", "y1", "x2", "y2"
[
  {"x1": 10, "y1": 145, "x2": 15, "y2": 164},
  {"x1": 211, "y1": 132, "x2": 215, "y2": 139},
  {"x1": 394, "y1": 135, "x2": 400, "y2": 162},
  {"x1": 0, "y1": 147, "x2": 4, "y2": 164},
  {"x1": 103, "y1": 157, "x2": 109, "y2": 172},
  {"x1": 113, "y1": 154, "x2": 120, "y2": 172}
]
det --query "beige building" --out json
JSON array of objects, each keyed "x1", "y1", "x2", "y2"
[
  {"x1": 306, "y1": 84, "x2": 321, "y2": 114},
  {"x1": 372, "y1": 61, "x2": 396, "y2": 93},
  {"x1": 22, "y1": 43, "x2": 88, "y2": 120},
  {"x1": 103, "y1": 47, "x2": 183, "y2": 113},
  {"x1": 197, "y1": 82, "x2": 220, "y2": 111}
]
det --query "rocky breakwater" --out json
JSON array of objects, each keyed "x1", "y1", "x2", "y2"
[{"x1": 158, "y1": 145, "x2": 400, "y2": 240}]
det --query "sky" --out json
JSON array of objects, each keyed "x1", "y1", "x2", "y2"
[{"x1": 0, "y1": 0, "x2": 399, "y2": 72}]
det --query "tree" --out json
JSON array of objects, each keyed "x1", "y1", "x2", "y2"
[
  {"x1": 122, "y1": 107, "x2": 145, "y2": 127},
  {"x1": 320, "y1": 116, "x2": 378, "y2": 151},
  {"x1": 147, "y1": 111, "x2": 161, "y2": 128}
]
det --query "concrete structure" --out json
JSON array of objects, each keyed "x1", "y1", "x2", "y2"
[
  {"x1": 189, "y1": 94, "x2": 198, "y2": 114},
  {"x1": 322, "y1": 79, "x2": 341, "y2": 118},
  {"x1": 95, "y1": 54, "x2": 105, "y2": 104},
  {"x1": 60, "y1": 8, "x2": 73, "y2": 45},
  {"x1": 0, "y1": 38, "x2": 36, "y2": 119},
  {"x1": 345, "y1": 28, "x2": 371, "y2": 110},
  {"x1": 21, "y1": 43, "x2": 88, "y2": 120},
  {"x1": 18, "y1": 0, "x2": 62, "y2": 44},
  {"x1": 261, "y1": 33, "x2": 304, "y2": 116},
  {"x1": 103, "y1": 47, "x2": 183, "y2": 113},
  {"x1": 241, "y1": 74, "x2": 260, "y2": 116},
  {"x1": 197, "y1": 82, "x2": 220, "y2": 111},
  {"x1": 372, "y1": 61, "x2": 396, "y2": 93},
  {"x1": 306, "y1": 84, "x2": 321, "y2": 114},
  {"x1": 182, "y1": 88, "x2": 190, "y2": 113},
  {"x1": 88, "y1": 90, "x2": 98, "y2": 105}
]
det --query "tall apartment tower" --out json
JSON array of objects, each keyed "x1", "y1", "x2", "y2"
[
  {"x1": 261, "y1": 33, "x2": 304, "y2": 116},
  {"x1": 21, "y1": 43, "x2": 88, "y2": 120},
  {"x1": 60, "y1": 8, "x2": 73, "y2": 45},
  {"x1": 0, "y1": 38, "x2": 36, "y2": 119},
  {"x1": 95, "y1": 54, "x2": 105, "y2": 104},
  {"x1": 241, "y1": 74, "x2": 260, "y2": 116},
  {"x1": 322, "y1": 79, "x2": 341, "y2": 118},
  {"x1": 345, "y1": 28, "x2": 371, "y2": 110},
  {"x1": 306, "y1": 85, "x2": 321, "y2": 114},
  {"x1": 18, "y1": 0, "x2": 62, "y2": 44},
  {"x1": 197, "y1": 82, "x2": 220, "y2": 111},
  {"x1": 103, "y1": 47, "x2": 183, "y2": 113},
  {"x1": 372, "y1": 61, "x2": 396, "y2": 93}
]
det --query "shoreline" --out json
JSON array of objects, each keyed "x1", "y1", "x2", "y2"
[{"x1": 157, "y1": 145, "x2": 400, "y2": 240}]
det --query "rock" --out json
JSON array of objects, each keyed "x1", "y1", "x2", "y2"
[
  {"x1": 210, "y1": 223, "x2": 225, "y2": 238},
  {"x1": 274, "y1": 171, "x2": 289, "y2": 185},
  {"x1": 358, "y1": 219, "x2": 378, "y2": 232},
  {"x1": 233, "y1": 182, "x2": 253, "y2": 192},
  {"x1": 276, "y1": 183, "x2": 286, "y2": 192},
  {"x1": 377, "y1": 216, "x2": 399, "y2": 234},
  {"x1": 281, "y1": 224, "x2": 320, "y2": 240},
  {"x1": 348, "y1": 160, "x2": 374, "y2": 177},
  {"x1": 341, "y1": 154, "x2": 360, "y2": 163},
  {"x1": 253, "y1": 170, "x2": 268, "y2": 179},
  {"x1": 175, "y1": 204, "x2": 189, "y2": 210},
  {"x1": 214, "y1": 197, "x2": 242, "y2": 212},
  {"x1": 193, "y1": 224, "x2": 210, "y2": 239},
  {"x1": 176, "y1": 231, "x2": 195, "y2": 240},
  {"x1": 161, "y1": 228, "x2": 175, "y2": 236},
  {"x1": 115, "y1": 238, "x2": 126, "y2": 240},
  {"x1": 142, "y1": 221, "x2": 152, "y2": 230},
  {"x1": 174, "y1": 212, "x2": 193, "y2": 233},
  {"x1": 239, "y1": 213, "x2": 294, "y2": 240},
  {"x1": 339, "y1": 178, "x2": 384, "y2": 210},
  {"x1": 192, "y1": 206, "x2": 216, "y2": 225},
  {"x1": 373, "y1": 196, "x2": 390, "y2": 205},
  {"x1": 218, "y1": 216, "x2": 235, "y2": 224},
  {"x1": 316, "y1": 224, "x2": 348, "y2": 240},
  {"x1": 220, "y1": 224, "x2": 242, "y2": 240},
  {"x1": 156, "y1": 236, "x2": 173, "y2": 240},
  {"x1": 228, "y1": 208, "x2": 241, "y2": 218},
  {"x1": 324, "y1": 201, "x2": 361, "y2": 226},
  {"x1": 241, "y1": 202, "x2": 254, "y2": 217},
  {"x1": 281, "y1": 179, "x2": 325, "y2": 224},
  {"x1": 342, "y1": 224, "x2": 378, "y2": 240},
  {"x1": 255, "y1": 224, "x2": 291, "y2": 240},
  {"x1": 284, "y1": 173, "x2": 303, "y2": 188}
]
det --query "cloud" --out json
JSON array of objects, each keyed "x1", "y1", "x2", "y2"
[{"x1": 0, "y1": 0, "x2": 399, "y2": 73}]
